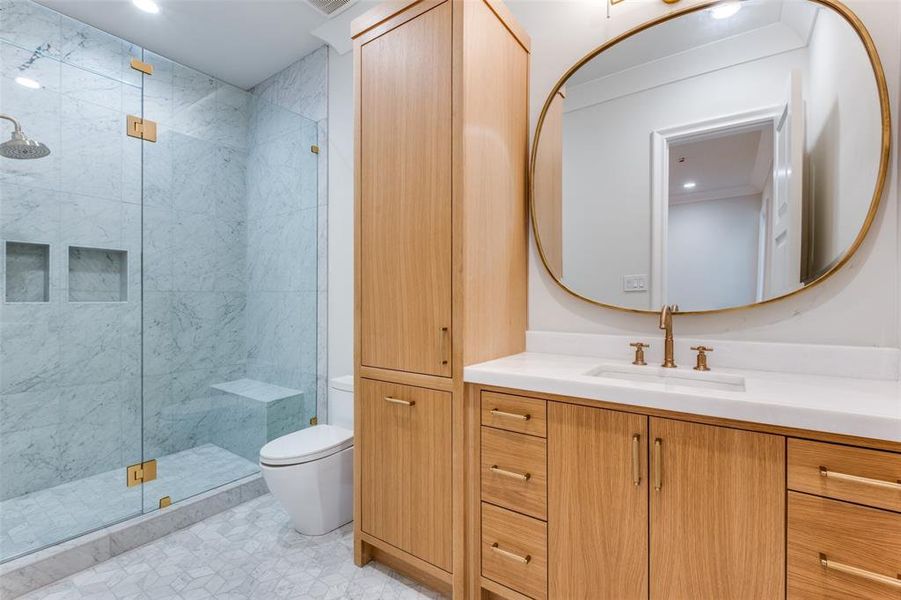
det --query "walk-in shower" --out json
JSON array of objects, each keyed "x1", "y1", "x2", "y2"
[
  {"x1": 0, "y1": 114, "x2": 50, "y2": 159},
  {"x1": 0, "y1": 0, "x2": 322, "y2": 563}
]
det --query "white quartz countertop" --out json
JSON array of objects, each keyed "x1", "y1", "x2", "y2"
[{"x1": 464, "y1": 352, "x2": 901, "y2": 442}]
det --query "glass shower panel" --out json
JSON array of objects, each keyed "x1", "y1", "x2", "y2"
[
  {"x1": 0, "y1": 0, "x2": 144, "y2": 562},
  {"x1": 140, "y1": 52, "x2": 319, "y2": 509}
]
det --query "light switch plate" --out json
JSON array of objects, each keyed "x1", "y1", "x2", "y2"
[{"x1": 623, "y1": 274, "x2": 648, "y2": 293}]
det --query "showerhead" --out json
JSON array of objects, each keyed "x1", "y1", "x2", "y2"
[{"x1": 0, "y1": 114, "x2": 50, "y2": 160}]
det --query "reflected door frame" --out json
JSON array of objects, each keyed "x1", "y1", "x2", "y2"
[{"x1": 649, "y1": 106, "x2": 783, "y2": 309}]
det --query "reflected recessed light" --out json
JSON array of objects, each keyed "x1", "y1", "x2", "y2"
[
  {"x1": 710, "y1": 1, "x2": 741, "y2": 19},
  {"x1": 14, "y1": 76, "x2": 41, "y2": 89},
  {"x1": 683, "y1": 181, "x2": 697, "y2": 190},
  {"x1": 132, "y1": 0, "x2": 160, "y2": 14}
]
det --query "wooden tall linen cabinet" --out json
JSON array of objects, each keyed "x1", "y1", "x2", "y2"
[{"x1": 352, "y1": 0, "x2": 530, "y2": 596}]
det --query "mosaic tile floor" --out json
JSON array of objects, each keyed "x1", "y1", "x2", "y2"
[
  {"x1": 20, "y1": 494, "x2": 445, "y2": 600},
  {"x1": 1, "y1": 445, "x2": 258, "y2": 563}
]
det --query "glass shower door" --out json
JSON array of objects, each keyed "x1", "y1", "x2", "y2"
[
  {"x1": 0, "y1": 3, "x2": 144, "y2": 562},
  {"x1": 139, "y1": 51, "x2": 320, "y2": 509}
]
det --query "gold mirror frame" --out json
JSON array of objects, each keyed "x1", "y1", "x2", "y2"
[{"x1": 529, "y1": 0, "x2": 892, "y2": 316}]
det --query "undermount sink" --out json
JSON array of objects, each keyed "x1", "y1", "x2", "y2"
[{"x1": 584, "y1": 363, "x2": 746, "y2": 392}]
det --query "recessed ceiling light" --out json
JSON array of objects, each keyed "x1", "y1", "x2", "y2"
[
  {"x1": 683, "y1": 181, "x2": 697, "y2": 190},
  {"x1": 710, "y1": 1, "x2": 741, "y2": 19},
  {"x1": 132, "y1": 0, "x2": 160, "y2": 14},
  {"x1": 14, "y1": 76, "x2": 41, "y2": 89}
]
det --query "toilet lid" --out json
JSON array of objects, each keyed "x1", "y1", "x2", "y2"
[{"x1": 259, "y1": 425, "x2": 353, "y2": 466}]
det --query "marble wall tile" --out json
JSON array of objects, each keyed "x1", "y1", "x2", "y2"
[
  {"x1": 170, "y1": 292, "x2": 246, "y2": 372},
  {"x1": 0, "y1": 303, "x2": 62, "y2": 395},
  {"x1": 0, "y1": 0, "x2": 61, "y2": 57},
  {"x1": 0, "y1": 185, "x2": 60, "y2": 246},
  {"x1": 0, "y1": 424, "x2": 61, "y2": 500},
  {"x1": 246, "y1": 208, "x2": 316, "y2": 293},
  {"x1": 171, "y1": 212, "x2": 246, "y2": 293},
  {"x1": 58, "y1": 303, "x2": 128, "y2": 384},
  {"x1": 59, "y1": 96, "x2": 122, "y2": 201},
  {"x1": 252, "y1": 45, "x2": 327, "y2": 122},
  {"x1": 67, "y1": 247, "x2": 127, "y2": 302},
  {"x1": 59, "y1": 193, "x2": 125, "y2": 248},
  {"x1": 0, "y1": 389, "x2": 59, "y2": 435},
  {"x1": 58, "y1": 16, "x2": 140, "y2": 86}
]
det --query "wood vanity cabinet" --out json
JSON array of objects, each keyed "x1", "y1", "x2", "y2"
[
  {"x1": 649, "y1": 418, "x2": 785, "y2": 599},
  {"x1": 353, "y1": 0, "x2": 530, "y2": 595}
]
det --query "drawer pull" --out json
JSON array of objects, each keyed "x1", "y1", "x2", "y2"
[
  {"x1": 653, "y1": 438, "x2": 662, "y2": 491},
  {"x1": 819, "y1": 466, "x2": 901, "y2": 491},
  {"x1": 384, "y1": 396, "x2": 415, "y2": 407},
  {"x1": 819, "y1": 553, "x2": 901, "y2": 589},
  {"x1": 490, "y1": 465, "x2": 531, "y2": 481},
  {"x1": 632, "y1": 434, "x2": 641, "y2": 486},
  {"x1": 490, "y1": 409, "x2": 530, "y2": 421},
  {"x1": 491, "y1": 543, "x2": 531, "y2": 564}
]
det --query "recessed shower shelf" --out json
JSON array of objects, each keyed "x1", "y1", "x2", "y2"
[
  {"x1": 68, "y1": 246, "x2": 128, "y2": 302},
  {"x1": 5, "y1": 241, "x2": 50, "y2": 303}
]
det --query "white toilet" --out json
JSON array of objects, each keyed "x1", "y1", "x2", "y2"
[{"x1": 260, "y1": 375, "x2": 354, "y2": 536}]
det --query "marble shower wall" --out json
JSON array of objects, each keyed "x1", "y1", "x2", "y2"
[
  {"x1": 0, "y1": 0, "x2": 327, "y2": 504},
  {"x1": 0, "y1": 0, "x2": 144, "y2": 501},
  {"x1": 251, "y1": 46, "x2": 329, "y2": 421}
]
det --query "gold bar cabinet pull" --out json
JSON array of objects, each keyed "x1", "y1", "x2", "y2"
[
  {"x1": 653, "y1": 438, "x2": 662, "y2": 491},
  {"x1": 491, "y1": 543, "x2": 531, "y2": 564},
  {"x1": 819, "y1": 466, "x2": 901, "y2": 491},
  {"x1": 632, "y1": 434, "x2": 641, "y2": 486},
  {"x1": 384, "y1": 396, "x2": 414, "y2": 407},
  {"x1": 819, "y1": 554, "x2": 901, "y2": 589},
  {"x1": 489, "y1": 409, "x2": 530, "y2": 421},
  {"x1": 440, "y1": 326, "x2": 449, "y2": 366},
  {"x1": 490, "y1": 465, "x2": 531, "y2": 481}
]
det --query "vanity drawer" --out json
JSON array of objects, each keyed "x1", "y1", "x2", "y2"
[
  {"x1": 788, "y1": 439, "x2": 901, "y2": 512},
  {"x1": 481, "y1": 427, "x2": 547, "y2": 520},
  {"x1": 482, "y1": 502, "x2": 547, "y2": 600},
  {"x1": 481, "y1": 391, "x2": 546, "y2": 438},
  {"x1": 788, "y1": 492, "x2": 901, "y2": 599}
]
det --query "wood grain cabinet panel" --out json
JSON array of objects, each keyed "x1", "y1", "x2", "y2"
[
  {"x1": 788, "y1": 438, "x2": 901, "y2": 513},
  {"x1": 649, "y1": 418, "x2": 785, "y2": 600},
  {"x1": 359, "y1": 378, "x2": 452, "y2": 571},
  {"x1": 788, "y1": 491, "x2": 901, "y2": 600},
  {"x1": 548, "y1": 402, "x2": 649, "y2": 600},
  {"x1": 359, "y1": 1, "x2": 453, "y2": 378},
  {"x1": 482, "y1": 502, "x2": 548, "y2": 600},
  {"x1": 481, "y1": 427, "x2": 547, "y2": 520}
]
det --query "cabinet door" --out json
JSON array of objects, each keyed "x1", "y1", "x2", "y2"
[
  {"x1": 548, "y1": 402, "x2": 649, "y2": 599},
  {"x1": 359, "y1": 1, "x2": 453, "y2": 377},
  {"x1": 650, "y1": 418, "x2": 784, "y2": 599},
  {"x1": 360, "y1": 378, "x2": 452, "y2": 571}
]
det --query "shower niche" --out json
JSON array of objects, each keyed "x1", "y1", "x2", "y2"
[
  {"x1": 68, "y1": 246, "x2": 128, "y2": 302},
  {"x1": 4, "y1": 241, "x2": 50, "y2": 303}
]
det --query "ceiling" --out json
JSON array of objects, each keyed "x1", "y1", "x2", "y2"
[
  {"x1": 568, "y1": 0, "x2": 817, "y2": 86},
  {"x1": 33, "y1": 0, "x2": 372, "y2": 89},
  {"x1": 668, "y1": 126, "x2": 773, "y2": 204}
]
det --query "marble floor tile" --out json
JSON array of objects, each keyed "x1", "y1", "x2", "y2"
[
  {"x1": 19, "y1": 494, "x2": 445, "y2": 600},
  {"x1": 1, "y1": 444, "x2": 257, "y2": 563}
]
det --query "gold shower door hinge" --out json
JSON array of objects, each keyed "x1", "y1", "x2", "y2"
[
  {"x1": 129, "y1": 57, "x2": 154, "y2": 75},
  {"x1": 127, "y1": 115, "x2": 157, "y2": 142},
  {"x1": 309, "y1": 416, "x2": 318, "y2": 426},
  {"x1": 126, "y1": 459, "x2": 158, "y2": 487}
]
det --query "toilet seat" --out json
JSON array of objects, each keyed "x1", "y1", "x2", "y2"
[{"x1": 260, "y1": 424, "x2": 353, "y2": 467}]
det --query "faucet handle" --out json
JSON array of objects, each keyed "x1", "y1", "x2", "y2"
[
  {"x1": 630, "y1": 342, "x2": 650, "y2": 366},
  {"x1": 690, "y1": 346, "x2": 713, "y2": 371}
]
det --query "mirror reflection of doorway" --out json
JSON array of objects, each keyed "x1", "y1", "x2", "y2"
[{"x1": 650, "y1": 73, "x2": 804, "y2": 312}]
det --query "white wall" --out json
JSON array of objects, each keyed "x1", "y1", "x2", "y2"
[
  {"x1": 668, "y1": 194, "x2": 761, "y2": 311},
  {"x1": 805, "y1": 7, "x2": 883, "y2": 274},
  {"x1": 511, "y1": 0, "x2": 899, "y2": 348},
  {"x1": 327, "y1": 47, "x2": 355, "y2": 380}
]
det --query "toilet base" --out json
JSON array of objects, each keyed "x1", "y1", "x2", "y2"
[{"x1": 261, "y1": 446, "x2": 353, "y2": 536}]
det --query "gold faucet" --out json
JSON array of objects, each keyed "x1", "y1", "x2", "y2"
[{"x1": 658, "y1": 305, "x2": 678, "y2": 368}]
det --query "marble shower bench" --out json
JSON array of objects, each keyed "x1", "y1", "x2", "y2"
[{"x1": 208, "y1": 378, "x2": 305, "y2": 462}]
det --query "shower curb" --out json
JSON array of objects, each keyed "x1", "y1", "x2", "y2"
[{"x1": 0, "y1": 474, "x2": 267, "y2": 599}]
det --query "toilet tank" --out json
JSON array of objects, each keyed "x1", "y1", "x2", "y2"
[{"x1": 327, "y1": 375, "x2": 354, "y2": 430}]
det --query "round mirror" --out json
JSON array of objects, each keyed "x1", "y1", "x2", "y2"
[{"x1": 531, "y1": 0, "x2": 890, "y2": 314}]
